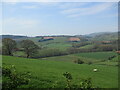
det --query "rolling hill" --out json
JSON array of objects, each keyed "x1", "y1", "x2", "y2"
[{"x1": 2, "y1": 55, "x2": 118, "y2": 88}]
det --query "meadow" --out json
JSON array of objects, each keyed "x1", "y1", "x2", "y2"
[{"x1": 2, "y1": 51, "x2": 118, "y2": 88}]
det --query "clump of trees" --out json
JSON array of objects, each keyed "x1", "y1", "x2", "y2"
[
  {"x1": 2, "y1": 38, "x2": 39, "y2": 58},
  {"x1": 2, "y1": 38, "x2": 16, "y2": 56},
  {"x1": 21, "y1": 40, "x2": 39, "y2": 58}
]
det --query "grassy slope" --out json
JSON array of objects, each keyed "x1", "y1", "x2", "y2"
[
  {"x1": 79, "y1": 44, "x2": 94, "y2": 49},
  {"x1": 40, "y1": 54, "x2": 101, "y2": 63},
  {"x1": 90, "y1": 32, "x2": 118, "y2": 41},
  {"x1": 28, "y1": 37, "x2": 72, "y2": 51},
  {"x1": 2, "y1": 55, "x2": 118, "y2": 88},
  {"x1": 73, "y1": 52, "x2": 117, "y2": 60},
  {"x1": 41, "y1": 52, "x2": 118, "y2": 64}
]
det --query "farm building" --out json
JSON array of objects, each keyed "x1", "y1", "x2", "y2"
[
  {"x1": 68, "y1": 37, "x2": 80, "y2": 42},
  {"x1": 38, "y1": 37, "x2": 54, "y2": 42}
]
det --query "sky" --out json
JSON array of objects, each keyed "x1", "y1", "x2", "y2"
[{"x1": 1, "y1": 2, "x2": 118, "y2": 36}]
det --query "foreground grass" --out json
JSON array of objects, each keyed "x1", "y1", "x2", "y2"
[{"x1": 2, "y1": 55, "x2": 118, "y2": 88}]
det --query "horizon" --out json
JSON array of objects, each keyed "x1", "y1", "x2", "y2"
[
  {"x1": 1, "y1": 2, "x2": 118, "y2": 36},
  {"x1": 0, "y1": 31, "x2": 117, "y2": 37}
]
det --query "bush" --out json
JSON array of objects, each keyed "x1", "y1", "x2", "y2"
[
  {"x1": 73, "y1": 60, "x2": 78, "y2": 63},
  {"x1": 2, "y1": 65, "x2": 31, "y2": 89},
  {"x1": 88, "y1": 61, "x2": 92, "y2": 65},
  {"x1": 63, "y1": 72, "x2": 72, "y2": 88},
  {"x1": 108, "y1": 55, "x2": 116, "y2": 60},
  {"x1": 63, "y1": 72, "x2": 95, "y2": 89},
  {"x1": 78, "y1": 78, "x2": 93, "y2": 89},
  {"x1": 77, "y1": 59, "x2": 84, "y2": 64},
  {"x1": 73, "y1": 59, "x2": 84, "y2": 64}
]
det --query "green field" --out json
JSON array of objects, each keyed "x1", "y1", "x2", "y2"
[
  {"x1": 22, "y1": 37, "x2": 86, "y2": 51},
  {"x1": 73, "y1": 52, "x2": 117, "y2": 60},
  {"x1": 2, "y1": 54, "x2": 118, "y2": 88},
  {"x1": 79, "y1": 44, "x2": 94, "y2": 49},
  {"x1": 17, "y1": 37, "x2": 72, "y2": 51},
  {"x1": 40, "y1": 52, "x2": 118, "y2": 65}
]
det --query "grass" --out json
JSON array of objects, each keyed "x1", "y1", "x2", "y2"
[
  {"x1": 2, "y1": 55, "x2": 118, "y2": 88},
  {"x1": 13, "y1": 51, "x2": 26, "y2": 57},
  {"x1": 73, "y1": 52, "x2": 117, "y2": 60},
  {"x1": 111, "y1": 55, "x2": 119, "y2": 62},
  {"x1": 40, "y1": 51, "x2": 118, "y2": 66},
  {"x1": 95, "y1": 61, "x2": 118, "y2": 66},
  {"x1": 40, "y1": 54, "x2": 101, "y2": 64},
  {"x1": 79, "y1": 44, "x2": 94, "y2": 49},
  {"x1": 45, "y1": 43, "x2": 71, "y2": 51},
  {"x1": 27, "y1": 37, "x2": 72, "y2": 51}
]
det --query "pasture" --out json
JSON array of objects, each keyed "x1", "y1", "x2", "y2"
[
  {"x1": 2, "y1": 55, "x2": 118, "y2": 88},
  {"x1": 73, "y1": 52, "x2": 117, "y2": 60},
  {"x1": 41, "y1": 52, "x2": 118, "y2": 66}
]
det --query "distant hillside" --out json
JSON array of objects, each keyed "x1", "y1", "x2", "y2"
[
  {"x1": 0, "y1": 35, "x2": 29, "y2": 39},
  {"x1": 1, "y1": 32, "x2": 118, "y2": 41},
  {"x1": 85, "y1": 32, "x2": 118, "y2": 41},
  {"x1": 85, "y1": 32, "x2": 117, "y2": 37}
]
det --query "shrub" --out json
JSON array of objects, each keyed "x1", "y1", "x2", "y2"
[
  {"x1": 63, "y1": 72, "x2": 95, "y2": 89},
  {"x1": 73, "y1": 59, "x2": 84, "y2": 64},
  {"x1": 79, "y1": 78, "x2": 93, "y2": 89},
  {"x1": 73, "y1": 60, "x2": 78, "y2": 63},
  {"x1": 88, "y1": 61, "x2": 92, "y2": 65},
  {"x1": 63, "y1": 72, "x2": 72, "y2": 88},
  {"x1": 108, "y1": 55, "x2": 116, "y2": 60},
  {"x1": 77, "y1": 59, "x2": 84, "y2": 64},
  {"x1": 2, "y1": 65, "x2": 31, "y2": 89}
]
